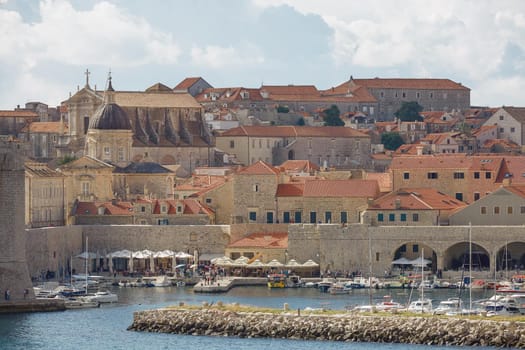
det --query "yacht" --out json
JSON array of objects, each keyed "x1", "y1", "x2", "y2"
[
  {"x1": 407, "y1": 298, "x2": 433, "y2": 313},
  {"x1": 433, "y1": 298, "x2": 462, "y2": 315}
]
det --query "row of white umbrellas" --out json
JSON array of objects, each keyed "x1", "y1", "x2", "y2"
[
  {"x1": 76, "y1": 250, "x2": 194, "y2": 259},
  {"x1": 211, "y1": 256, "x2": 319, "y2": 268}
]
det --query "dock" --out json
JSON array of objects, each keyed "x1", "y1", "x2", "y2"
[
  {"x1": 193, "y1": 277, "x2": 267, "y2": 292},
  {"x1": 0, "y1": 299, "x2": 66, "y2": 313}
]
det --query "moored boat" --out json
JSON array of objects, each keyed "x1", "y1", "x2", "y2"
[
  {"x1": 267, "y1": 274, "x2": 286, "y2": 288},
  {"x1": 85, "y1": 290, "x2": 118, "y2": 303}
]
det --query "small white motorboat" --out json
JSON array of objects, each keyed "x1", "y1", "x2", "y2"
[{"x1": 85, "y1": 291, "x2": 118, "y2": 303}]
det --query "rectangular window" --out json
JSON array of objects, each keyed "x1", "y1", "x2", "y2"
[
  {"x1": 486, "y1": 172, "x2": 492, "y2": 179},
  {"x1": 508, "y1": 207, "x2": 513, "y2": 214},
  {"x1": 310, "y1": 211, "x2": 317, "y2": 224},
  {"x1": 253, "y1": 184, "x2": 259, "y2": 192},
  {"x1": 481, "y1": 206, "x2": 487, "y2": 214},
  {"x1": 389, "y1": 213, "x2": 395, "y2": 222},
  {"x1": 205, "y1": 198, "x2": 212, "y2": 204},
  {"x1": 455, "y1": 193, "x2": 463, "y2": 201},
  {"x1": 340, "y1": 211, "x2": 347, "y2": 224},
  {"x1": 158, "y1": 218, "x2": 168, "y2": 225},
  {"x1": 325, "y1": 211, "x2": 332, "y2": 223},
  {"x1": 427, "y1": 172, "x2": 438, "y2": 179},
  {"x1": 521, "y1": 206, "x2": 525, "y2": 214},
  {"x1": 494, "y1": 206, "x2": 500, "y2": 214},
  {"x1": 118, "y1": 147, "x2": 124, "y2": 161},
  {"x1": 474, "y1": 172, "x2": 480, "y2": 179},
  {"x1": 499, "y1": 127, "x2": 504, "y2": 133},
  {"x1": 400, "y1": 213, "x2": 407, "y2": 222},
  {"x1": 294, "y1": 211, "x2": 302, "y2": 223},
  {"x1": 283, "y1": 212, "x2": 290, "y2": 223},
  {"x1": 266, "y1": 212, "x2": 274, "y2": 223},
  {"x1": 249, "y1": 211, "x2": 257, "y2": 221},
  {"x1": 474, "y1": 193, "x2": 480, "y2": 201},
  {"x1": 511, "y1": 127, "x2": 516, "y2": 133},
  {"x1": 376, "y1": 252, "x2": 380, "y2": 262},
  {"x1": 412, "y1": 244, "x2": 419, "y2": 253},
  {"x1": 403, "y1": 172, "x2": 410, "y2": 180},
  {"x1": 453, "y1": 172, "x2": 465, "y2": 179},
  {"x1": 229, "y1": 140, "x2": 234, "y2": 148},
  {"x1": 104, "y1": 146, "x2": 110, "y2": 155},
  {"x1": 499, "y1": 115, "x2": 504, "y2": 120},
  {"x1": 412, "y1": 213, "x2": 419, "y2": 222},
  {"x1": 377, "y1": 213, "x2": 384, "y2": 222}
]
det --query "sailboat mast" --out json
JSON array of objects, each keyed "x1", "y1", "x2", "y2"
[
  {"x1": 368, "y1": 229, "x2": 372, "y2": 306},
  {"x1": 469, "y1": 223, "x2": 472, "y2": 312},
  {"x1": 85, "y1": 236, "x2": 89, "y2": 294},
  {"x1": 421, "y1": 248, "x2": 424, "y2": 302}
]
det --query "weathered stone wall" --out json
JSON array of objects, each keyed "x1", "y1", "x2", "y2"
[
  {"x1": 233, "y1": 173, "x2": 279, "y2": 223},
  {"x1": 129, "y1": 308, "x2": 525, "y2": 348},
  {"x1": 0, "y1": 141, "x2": 34, "y2": 301},
  {"x1": 289, "y1": 223, "x2": 525, "y2": 276}
]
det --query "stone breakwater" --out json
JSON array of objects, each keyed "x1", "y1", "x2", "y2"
[{"x1": 128, "y1": 308, "x2": 525, "y2": 347}]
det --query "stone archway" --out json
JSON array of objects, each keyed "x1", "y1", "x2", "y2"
[
  {"x1": 443, "y1": 242, "x2": 490, "y2": 273},
  {"x1": 495, "y1": 241, "x2": 525, "y2": 274},
  {"x1": 392, "y1": 242, "x2": 437, "y2": 275}
]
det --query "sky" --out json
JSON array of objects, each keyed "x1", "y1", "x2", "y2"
[{"x1": 0, "y1": 0, "x2": 524, "y2": 110}]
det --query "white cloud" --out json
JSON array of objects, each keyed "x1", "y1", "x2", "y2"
[{"x1": 191, "y1": 44, "x2": 264, "y2": 69}]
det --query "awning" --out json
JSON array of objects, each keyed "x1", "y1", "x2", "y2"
[{"x1": 199, "y1": 253, "x2": 223, "y2": 262}]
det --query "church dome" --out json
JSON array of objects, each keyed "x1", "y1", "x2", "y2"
[{"x1": 89, "y1": 103, "x2": 132, "y2": 130}]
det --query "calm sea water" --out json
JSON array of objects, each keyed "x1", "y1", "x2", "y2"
[{"x1": 0, "y1": 286, "x2": 501, "y2": 350}]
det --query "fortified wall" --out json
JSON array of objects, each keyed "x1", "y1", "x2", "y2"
[
  {"x1": 25, "y1": 224, "x2": 231, "y2": 279},
  {"x1": 0, "y1": 141, "x2": 34, "y2": 300},
  {"x1": 289, "y1": 223, "x2": 525, "y2": 276}
]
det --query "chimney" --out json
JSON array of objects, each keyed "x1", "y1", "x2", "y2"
[
  {"x1": 416, "y1": 145, "x2": 424, "y2": 156},
  {"x1": 394, "y1": 198, "x2": 401, "y2": 209}
]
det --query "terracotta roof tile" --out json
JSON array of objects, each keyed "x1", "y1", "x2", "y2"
[
  {"x1": 0, "y1": 110, "x2": 39, "y2": 118},
  {"x1": 369, "y1": 188, "x2": 467, "y2": 210},
  {"x1": 174, "y1": 77, "x2": 203, "y2": 90},
  {"x1": 346, "y1": 78, "x2": 470, "y2": 90},
  {"x1": 276, "y1": 183, "x2": 305, "y2": 196},
  {"x1": 228, "y1": 232, "x2": 288, "y2": 249},
  {"x1": 237, "y1": 160, "x2": 281, "y2": 175},
  {"x1": 26, "y1": 122, "x2": 68, "y2": 133},
  {"x1": 279, "y1": 160, "x2": 320, "y2": 173}
]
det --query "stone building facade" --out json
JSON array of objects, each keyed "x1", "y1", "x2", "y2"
[
  {"x1": 483, "y1": 107, "x2": 525, "y2": 151},
  {"x1": 25, "y1": 162, "x2": 65, "y2": 228},
  {"x1": 217, "y1": 125, "x2": 371, "y2": 169},
  {"x1": 332, "y1": 77, "x2": 471, "y2": 121}
]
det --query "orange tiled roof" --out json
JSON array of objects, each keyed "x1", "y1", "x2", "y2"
[
  {"x1": 0, "y1": 110, "x2": 39, "y2": 118},
  {"x1": 174, "y1": 77, "x2": 203, "y2": 90},
  {"x1": 176, "y1": 175, "x2": 227, "y2": 192},
  {"x1": 75, "y1": 201, "x2": 134, "y2": 216},
  {"x1": 237, "y1": 160, "x2": 281, "y2": 176},
  {"x1": 504, "y1": 185, "x2": 525, "y2": 198},
  {"x1": 420, "y1": 132, "x2": 460, "y2": 145},
  {"x1": 364, "y1": 172, "x2": 392, "y2": 193},
  {"x1": 320, "y1": 84, "x2": 377, "y2": 102},
  {"x1": 26, "y1": 122, "x2": 68, "y2": 133},
  {"x1": 220, "y1": 125, "x2": 369, "y2": 138},
  {"x1": 279, "y1": 160, "x2": 320, "y2": 173},
  {"x1": 472, "y1": 125, "x2": 497, "y2": 137},
  {"x1": 347, "y1": 78, "x2": 470, "y2": 90},
  {"x1": 227, "y1": 232, "x2": 288, "y2": 249},
  {"x1": 369, "y1": 188, "x2": 467, "y2": 210},
  {"x1": 482, "y1": 138, "x2": 520, "y2": 149},
  {"x1": 277, "y1": 179, "x2": 379, "y2": 198}
]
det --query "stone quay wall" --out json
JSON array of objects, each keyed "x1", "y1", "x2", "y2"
[{"x1": 129, "y1": 308, "x2": 525, "y2": 348}]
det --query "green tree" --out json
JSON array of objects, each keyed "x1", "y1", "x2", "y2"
[
  {"x1": 322, "y1": 105, "x2": 345, "y2": 126},
  {"x1": 381, "y1": 132, "x2": 405, "y2": 150},
  {"x1": 57, "y1": 154, "x2": 77, "y2": 165},
  {"x1": 394, "y1": 101, "x2": 423, "y2": 121}
]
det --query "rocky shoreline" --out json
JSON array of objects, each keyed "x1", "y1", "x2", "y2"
[{"x1": 128, "y1": 307, "x2": 525, "y2": 347}]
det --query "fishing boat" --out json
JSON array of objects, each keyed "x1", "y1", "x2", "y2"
[
  {"x1": 328, "y1": 282, "x2": 349, "y2": 295},
  {"x1": 267, "y1": 274, "x2": 286, "y2": 288}
]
